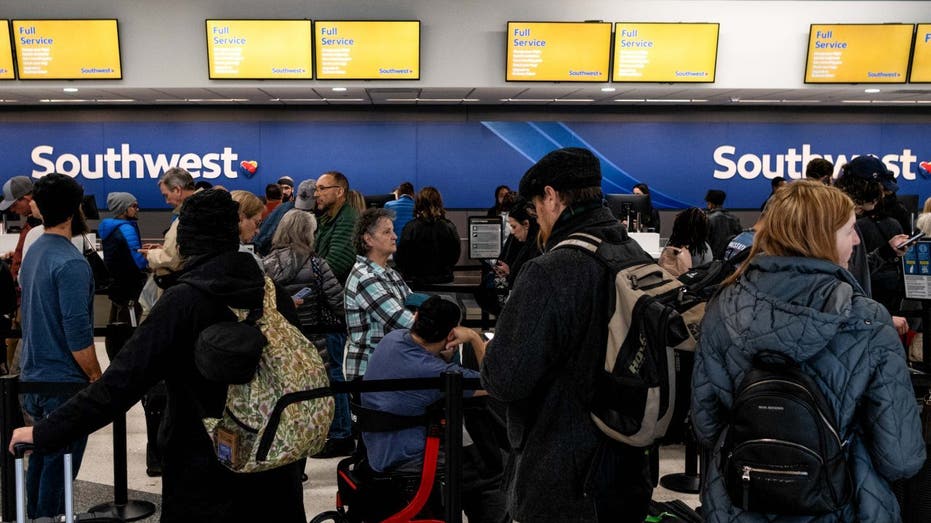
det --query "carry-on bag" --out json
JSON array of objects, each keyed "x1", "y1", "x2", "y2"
[{"x1": 9, "y1": 443, "x2": 121, "y2": 523}]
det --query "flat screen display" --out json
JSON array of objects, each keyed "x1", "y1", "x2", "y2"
[
  {"x1": 313, "y1": 20, "x2": 420, "y2": 80},
  {"x1": 0, "y1": 21, "x2": 13, "y2": 79},
  {"x1": 613, "y1": 22, "x2": 718, "y2": 82},
  {"x1": 12, "y1": 19, "x2": 122, "y2": 80},
  {"x1": 804, "y1": 24, "x2": 913, "y2": 83},
  {"x1": 910, "y1": 24, "x2": 931, "y2": 83},
  {"x1": 506, "y1": 21, "x2": 612, "y2": 82},
  {"x1": 206, "y1": 19, "x2": 313, "y2": 79}
]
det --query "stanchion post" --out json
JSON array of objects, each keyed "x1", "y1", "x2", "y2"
[
  {"x1": 0, "y1": 374, "x2": 20, "y2": 522},
  {"x1": 88, "y1": 322, "x2": 155, "y2": 521},
  {"x1": 444, "y1": 371, "x2": 463, "y2": 523}
]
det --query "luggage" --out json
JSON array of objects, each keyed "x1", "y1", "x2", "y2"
[
  {"x1": 9, "y1": 443, "x2": 121, "y2": 523},
  {"x1": 893, "y1": 368, "x2": 931, "y2": 523}
]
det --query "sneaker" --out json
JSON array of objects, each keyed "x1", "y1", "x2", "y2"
[{"x1": 310, "y1": 437, "x2": 355, "y2": 459}]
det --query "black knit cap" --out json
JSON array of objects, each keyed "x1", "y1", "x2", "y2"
[
  {"x1": 177, "y1": 189, "x2": 241, "y2": 259},
  {"x1": 518, "y1": 147, "x2": 602, "y2": 200}
]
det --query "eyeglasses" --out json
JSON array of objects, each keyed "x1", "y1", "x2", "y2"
[{"x1": 314, "y1": 185, "x2": 340, "y2": 193}]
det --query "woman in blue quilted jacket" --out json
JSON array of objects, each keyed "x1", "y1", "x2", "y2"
[{"x1": 692, "y1": 180, "x2": 925, "y2": 523}]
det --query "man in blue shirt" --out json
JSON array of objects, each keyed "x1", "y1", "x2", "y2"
[
  {"x1": 362, "y1": 296, "x2": 505, "y2": 522},
  {"x1": 19, "y1": 173, "x2": 101, "y2": 519},
  {"x1": 385, "y1": 182, "x2": 415, "y2": 245}
]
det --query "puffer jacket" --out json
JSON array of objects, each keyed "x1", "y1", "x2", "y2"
[
  {"x1": 263, "y1": 247, "x2": 344, "y2": 334},
  {"x1": 692, "y1": 255, "x2": 925, "y2": 523}
]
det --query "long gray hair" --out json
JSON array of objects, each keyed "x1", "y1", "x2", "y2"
[{"x1": 271, "y1": 209, "x2": 318, "y2": 255}]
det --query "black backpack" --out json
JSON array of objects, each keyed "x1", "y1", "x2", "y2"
[{"x1": 722, "y1": 351, "x2": 852, "y2": 515}]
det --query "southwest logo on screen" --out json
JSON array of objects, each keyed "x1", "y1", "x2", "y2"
[
  {"x1": 920, "y1": 161, "x2": 931, "y2": 178},
  {"x1": 29, "y1": 144, "x2": 241, "y2": 180}
]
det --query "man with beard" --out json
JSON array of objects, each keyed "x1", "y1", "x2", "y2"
[{"x1": 18, "y1": 173, "x2": 101, "y2": 519}]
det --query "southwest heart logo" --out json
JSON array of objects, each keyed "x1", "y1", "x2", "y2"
[
  {"x1": 238, "y1": 160, "x2": 258, "y2": 178},
  {"x1": 920, "y1": 161, "x2": 931, "y2": 178}
]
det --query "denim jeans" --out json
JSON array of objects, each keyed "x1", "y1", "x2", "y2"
[
  {"x1": 20, "y1": 393, "x2": 88, "y2": 519},
  {"x1": 325, "y1": 332, "x2": 352, "y2": 440}
]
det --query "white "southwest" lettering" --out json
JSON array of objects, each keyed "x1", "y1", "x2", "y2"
[
  {"x1": 712, "y1": 144, "x2": 919, "y2": 181},
  {"x1": 30, "y1": 144, "x2": 239, "y2": 180}
]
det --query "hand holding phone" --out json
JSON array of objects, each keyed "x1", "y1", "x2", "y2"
[
  {"x1": 292, "y1": 287, "x2": 313, "y2": 300},
  {"x1": 895, "y1": 232, "x2": 925, "y2": 250}
]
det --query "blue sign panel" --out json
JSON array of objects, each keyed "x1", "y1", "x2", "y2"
[{"x1": 0, "y1": 119, "x2": 928, "y2": 209}]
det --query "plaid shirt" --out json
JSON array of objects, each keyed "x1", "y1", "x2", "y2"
[{"x1": 343, "y1": 256, "x2": 414, "y2": 380}]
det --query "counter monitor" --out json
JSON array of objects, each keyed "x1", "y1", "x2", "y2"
[
  {"x1": 613, "y1": 22, "x2": 718, "y2": 83},
  {"x1": 12, "y1": 19, "x2": 121, "y2": 80},
  {"x1": 506, "y1": 21, "x2": 612, "y2": 82},
  {"x1": 805, "y1": 23, "x2": 913, "y2": 84},
  {"x1": 206, "y1": 19, "x2": 313, "y2": 79},
  {"x1": 313, "y1": 20, "x2": 420, "y2": 80}
]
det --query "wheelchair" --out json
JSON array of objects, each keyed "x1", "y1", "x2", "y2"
[{"x1": 309, "y1": 403, "x2": 447, "y2": 523}]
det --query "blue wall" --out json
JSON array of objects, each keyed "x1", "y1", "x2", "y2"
[{"x1": 1, "y1": 119, "x2": 929, "y2": 209}]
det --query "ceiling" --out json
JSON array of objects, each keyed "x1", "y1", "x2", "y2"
[{"x1": 1, "y1": 85, "x2": 931, "y2": 106}]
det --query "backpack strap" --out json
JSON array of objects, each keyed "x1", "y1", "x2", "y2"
[{"x1": 553, "y1": 232, "x2": 602, "y2": 254}]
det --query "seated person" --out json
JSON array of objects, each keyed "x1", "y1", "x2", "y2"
[{"x1": 362, "y1": 296, "x2": 506, "y2": 523}]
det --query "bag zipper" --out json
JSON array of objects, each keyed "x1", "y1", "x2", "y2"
[{"x1": 741, "y1": 464, "x2": 809, "y2": 509}]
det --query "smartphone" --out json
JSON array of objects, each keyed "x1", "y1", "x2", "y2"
[
  {"x1": 292, "y1": 287, "x2": 313, "y2": 300},
  {"x1": 896, "y1": 232, "x2": 926, "y2": 250}
]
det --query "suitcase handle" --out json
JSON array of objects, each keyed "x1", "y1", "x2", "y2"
[{"x1": 12, "y1": 443, "x2": 33, "y2": 459}]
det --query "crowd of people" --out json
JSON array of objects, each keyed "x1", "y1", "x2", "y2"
[{"x1": 0, "y1": 146, "x2": 926, "y2": 523}]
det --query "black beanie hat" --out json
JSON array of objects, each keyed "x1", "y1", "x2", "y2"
[
  {"x1": 519, "y1": 147, "x2": 602, "y2": 200},
  {"x1": 178, "y1": 189, "x2": 241, "y2": 260},
  {"x1": 411, "y1": 296, "x2": 462, "y2": 343}
]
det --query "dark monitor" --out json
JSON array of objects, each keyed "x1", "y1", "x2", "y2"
[
  {"x1": 605, "y1": 193, "x2": 652, "y2": 221},
  {"x1": 364, "y1": 193, "x2": 395, "y2": 209},
  {"x1": 82, "y1": 195, "x2": 100, "y2": 220}
]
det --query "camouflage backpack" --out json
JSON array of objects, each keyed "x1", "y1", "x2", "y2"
[{"x1": 202, "y1": 276, "x2": 334, "y2": 473}]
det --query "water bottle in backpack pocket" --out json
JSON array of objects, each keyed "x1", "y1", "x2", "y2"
[{"x1": 721, "y1": 350, "x2": 853, "y2": 516}]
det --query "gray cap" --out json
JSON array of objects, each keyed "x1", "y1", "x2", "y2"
[
  {"x1": 294, "y1": 179, "x2": 317, "y2": 211},
  {"x1": 107, "y1": 192, "x2": 138, "y2": 216},
  {"x1": 0, "y1": 176, "x2": 33, "y2": 211}
]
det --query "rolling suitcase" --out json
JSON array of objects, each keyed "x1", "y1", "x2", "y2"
[{"x1": 9, "y1": 443, "x2": 121, "y2": 523}]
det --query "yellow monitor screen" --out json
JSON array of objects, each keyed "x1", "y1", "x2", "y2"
[
  {"x1": 206, "y1": 20, "x2": 312, "y2": 79},
  {"x1": 0, "y1": 21, "x2": 13, "y2": 79},
  {"x1": 613, "y1": 23, "x2": 718, "y2": 82},
  {"x1": 12, "y1": 19, "x2": 121, "y2": 80},
  {"x1": 910, "y1": 24, "x2": 931, "y2": 82},
  {"x1": 506, "y1": 22, "x2": 611, "y2": 82},
  {"x1": 805, "y1": 24, "x2": 913, "y2": 83},
  {"x1": 314, "y1": 21, "x2": 419, "y2": 80}
]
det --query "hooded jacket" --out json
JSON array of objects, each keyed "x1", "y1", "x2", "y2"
[
  {"x1": 263, "y1": 246, "x2": 344, "y2": 334},
  {"x1": 31, "y1": 251, "x2": 306, "y2": 523},
  {"x1": 481, "y1": 205, "x2": 654, "y2": 521},
  {"x1": 99, "y1": 217, "x2": 148, "y2": 304},
  {"x1": 692, "y1": 255, "x2": 925, "y2": 523}
]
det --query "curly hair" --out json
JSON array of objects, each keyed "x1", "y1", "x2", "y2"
[{"x1": 353, "y1": 207, "x2": 395, "y2": 256}]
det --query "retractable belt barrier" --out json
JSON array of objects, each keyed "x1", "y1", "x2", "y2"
[{"x1": 1, "y1": 371, "x2": 482, "y2": 523}]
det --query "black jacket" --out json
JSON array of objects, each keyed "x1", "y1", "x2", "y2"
[
  {"x1": 481, "y1": 205, "x2": 653, "y2": 521},
  {"x1": 499, "y1": 223, "x2": 542, "y2": 287},
  {"x1": 395, "y1": 217, "x2": 461, "y2": 285},
  {"x1": 32, "y1": 251, "x2": 306, "y2": 523},
  {"x1": 706, "y1": 208, "x2": 742, "y2": 260}
]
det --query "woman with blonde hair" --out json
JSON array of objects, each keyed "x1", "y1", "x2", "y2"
[
  {"x1": 916, "y1": 196, "x2": 931, "y2": 236},
  {"x1": 230, "y1": 190, "x2": 264, "y2": 266},
  {"x1": 692, "y1": 180, "x2": 924, "y2": 522}
]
